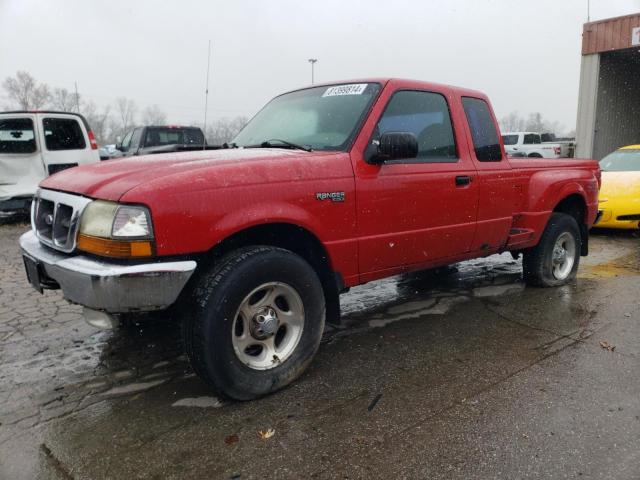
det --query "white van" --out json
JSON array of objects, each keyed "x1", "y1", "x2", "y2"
[{"x1": 0, "y1": 111, "x2": 100, "y2": 216}]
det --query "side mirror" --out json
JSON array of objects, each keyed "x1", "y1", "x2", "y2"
[
  {"x1": 370, "y1": 132, "x2": 418, "y2": 164},
  {"x1": 115, "y1": 142, "x2": 123, "y2": 151}
]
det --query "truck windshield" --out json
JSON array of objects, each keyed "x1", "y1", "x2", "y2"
[
  {"x1": 0, "y1": 118, "x2": 36, "y2": 154},
  {"x1": 502, "y1": 134, "x2": 518, "y2": 145},
  {"x1": 145, "y1": 128, "x2": 204, "y2": 147},
  {"x1": 599, "y1": 149, "x2": 640, "y2": 172},
  {"x1": 233, "y1": 83, "x2": 381, "y2": 151}
]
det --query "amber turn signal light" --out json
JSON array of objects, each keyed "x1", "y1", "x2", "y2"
[{"x1": 77, "y1": 234, "x2": 153, "y2": 258}]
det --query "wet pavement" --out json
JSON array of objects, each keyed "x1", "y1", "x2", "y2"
[{"x1": 1, "y1": 221, "x2": 639, "y2": 479}]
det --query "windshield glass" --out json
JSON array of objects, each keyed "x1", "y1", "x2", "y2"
[
  {"x1": 0, "y1": 118, "x2": 36, "y2": 154},
  {"x1": 233, "y1": 83, "x2": 381, "y2": 151},
  {"x1": 145, "y1": 128, "x2": 204, "y2": 147},
  {"x1": 599, "y1": 149, "x2": 640, "y2": 171},
  {"x1": 502, "y1": 134, "x2": 518, "y2": 145}
]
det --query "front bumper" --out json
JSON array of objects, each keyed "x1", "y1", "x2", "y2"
[
  {"x1": 0, "y1": 196, "x2": 32, "y2": 215},
  {"x1": 20, "y1": 230, "x2": 197, "y2": 313},
  {"x1": 594, "y1": 208, "x2": 640, "y2": 230}
]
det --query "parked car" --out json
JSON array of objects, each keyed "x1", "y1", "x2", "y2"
[
  {"x1": 595, "y1": 145, "x2": 640, "y2": 229},
  {"x1": 116, "y1": 125, "x2": 208, "y2": 156},
  {"x1": 502, "y1": 131, "x2": 573, "y2": 158},
  {"x1": 0, "y1": 111, "x2": 100, "y2": 216},
  {"x1": 98, "y1": 144, "x2": 123, "y2": 161},
  {"x1": 20, "y1": 79, "x2": 600, "y2": 400}
]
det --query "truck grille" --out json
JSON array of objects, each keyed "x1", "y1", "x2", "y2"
[{"x1": 32, "y1": 189, "x2": 92, "y2": 253}]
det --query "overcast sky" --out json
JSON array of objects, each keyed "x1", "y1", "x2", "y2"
[{"x1": 1, "y1": 0, "x2": 639, "y2": 132}]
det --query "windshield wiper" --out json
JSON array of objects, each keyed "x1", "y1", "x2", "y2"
[{"x1": 246, "y1": 138, "x2": 312, "y2": 152}]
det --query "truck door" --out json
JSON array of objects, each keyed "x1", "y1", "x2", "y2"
[
  {"x1": 38, "y1": 114, "x2": 97, "y2": 175},
  {"x1": 459, "y1": 96, "x2": 516, "y2": 252},
  {"x1": 354, "y1": 88, "x2": 479, "y2": 277}
]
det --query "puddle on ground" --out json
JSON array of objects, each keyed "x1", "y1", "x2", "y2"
[{"x1": 579, "y1": 251, "x2": 640, "y2": 279}]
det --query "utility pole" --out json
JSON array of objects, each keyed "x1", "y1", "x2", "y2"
[
  {"x1": 74, "y1": 81, "x2": 80, "y2": 113},
  {"x1": 308, "y1": 58, "x2": 318, "y2": 85},
  {"x1": 587, "y1": 0, "x2": 590, "y2": 22},
  {"x1": 203, "y1": 40, "x2": 212, "y2": 149}
]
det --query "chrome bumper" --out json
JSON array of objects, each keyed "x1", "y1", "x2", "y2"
[{"x1": 19, "y1": 231, "x2": 196, "y2": 313}]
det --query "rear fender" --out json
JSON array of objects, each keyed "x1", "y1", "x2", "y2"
[{"x1": 526, "y1": 170, "x2": 589, "y2": 216}]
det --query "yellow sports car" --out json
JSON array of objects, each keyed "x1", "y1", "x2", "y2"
[{"x1": 597, "y1": 145, "x2": 640, "y2": 229}]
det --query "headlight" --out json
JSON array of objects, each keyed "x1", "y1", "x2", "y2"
[
  {"x1": 78, "y1": 201, "x2": 154, "y2": 258},
  {"x1": 112, "y1": 206, "x2": 152, "y2": 238}
]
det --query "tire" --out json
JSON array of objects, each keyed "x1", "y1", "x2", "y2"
[
  {"x1": 523, "y1": 212, "x2": 581, "y2": 287},
  {"x1": 528, "y1": 153, "x2": 543, "y2": 158},
  {"x1": 182, "y1": 246, "x2": 325, "y2": 400}
]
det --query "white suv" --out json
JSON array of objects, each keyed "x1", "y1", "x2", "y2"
[{"x1": 0, "y1": 111, "x2": 100, "y2": 216}]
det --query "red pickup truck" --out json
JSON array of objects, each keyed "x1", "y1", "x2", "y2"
[{"x1": 20, "y1": 79, "x2": 600, "y2": 400}]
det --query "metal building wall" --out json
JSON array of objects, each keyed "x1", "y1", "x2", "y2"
[
  {"x1": 592, "y1": 50, "x2": 640, "y2": 160},
  {"x1": 582, "y1": 13, "x2": 640, "y2": 55}
]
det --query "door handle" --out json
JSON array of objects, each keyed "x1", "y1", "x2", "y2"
[{"x1": 455, "y1": 175, "x2": 472, "y2": 186}]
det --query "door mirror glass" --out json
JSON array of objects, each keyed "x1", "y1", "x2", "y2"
[{"x1": 371, "y1": 132, "x2": 418, "y2": 163}]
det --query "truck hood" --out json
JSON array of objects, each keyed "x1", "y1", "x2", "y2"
[{"x1": 40, "y1": 148, "x2": 327, "y2": 201}]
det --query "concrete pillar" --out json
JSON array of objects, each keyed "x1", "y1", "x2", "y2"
[{"x1": 575, "y1": 54, "x2": 600, "y2": 158}]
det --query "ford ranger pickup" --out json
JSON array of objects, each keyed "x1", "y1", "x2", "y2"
[{"x1": 19, "y1": 79, "x2": 601, "y2": 400}]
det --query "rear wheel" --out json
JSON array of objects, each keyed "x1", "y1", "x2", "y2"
[
  {"x1": 523, "y1": 213, "x2": 581, "y2": 287},
  {"x1": 528, "y1": 153, "x2": 543, "y2": 158},
  {"x1": 182, "y1": 246, "x2": 325, "y2": 400}
]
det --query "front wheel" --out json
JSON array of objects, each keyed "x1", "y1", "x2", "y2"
[
  {"x1": 523, "y1": 213, "x2": 581, "y2": 287},
  {"x1": 182, "y1": 246, "x2": 325, "y2": 400}
]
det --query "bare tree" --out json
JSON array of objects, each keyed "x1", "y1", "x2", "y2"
[
  {"x1": 525, "y1": 112, "x2": 545, "y2": 133},
  {"x1": 499, "y1": 111, "x2": 526, "y2": 133},
  {"x1": 2, "y1": 70, "x2": 51, "y2": 109},
  {"x1": 114, "y1": 97, "x2": 137, "y2": 135},
  {"x1": 142, "y1": 104, "x2": 167, "y2": 125},
  {"x1": 51, "y1": 87, "x2": 80, "y2": 112},
  {"x1": 82, "y1": 100, "x2": 112, "y2": 145},
  {"x1": 205, "y1": 116, "x2": 248, "y2": 145}
]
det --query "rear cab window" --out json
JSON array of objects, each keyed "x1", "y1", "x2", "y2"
[
  {"x1": 461, "y1": 97, "x2": 502, "y2": 162},
  {"x1": 0, "y1": 117, "x2": 37, "y2": 154},
  {"x1": 523, "y1": 133, "x2": 541, "y2": 145},
  {"x1": 43, "y1": 117, "x2": 86, "y2": 151},
  {"x1": 144, "y1": 127, "x2": 205, "y2": 147}
]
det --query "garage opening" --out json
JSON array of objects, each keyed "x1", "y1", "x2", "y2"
[{"x1": 593, "y1": 49, "x2": 640, "y2": 159}]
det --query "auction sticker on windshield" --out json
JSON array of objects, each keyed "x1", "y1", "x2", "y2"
[{"x1": 322, "y1": 84, "x2": 367, "y2": 97}]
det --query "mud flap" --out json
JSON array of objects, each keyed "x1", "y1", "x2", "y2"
[{"x1": 580, "y1": 224, "x2": 589, "y2": 256}]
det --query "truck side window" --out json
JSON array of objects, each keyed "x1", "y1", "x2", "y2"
[
  {"x1": 130, "y1": 128, "x2": 142, "y2": 149},
  {"x1": 375, "y1": 90, "x2": 457, "y2": 163},
  {"x1": 120, "y1": 131, "x2": 133, "y2": 151},
  {"x1": 523, "y1": 134, "x2": 535, "y2": 144},
  {"x1": 42, "y1": 118, "x2": 86, "y2": 151},
  {"x1": 461, "y1": 97, "x2": 502, "y2": 162}
]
